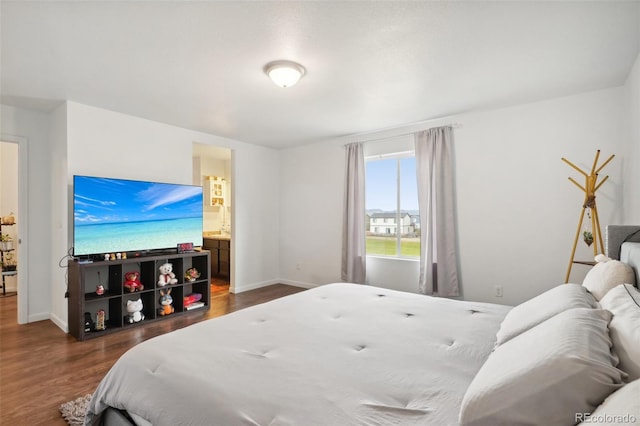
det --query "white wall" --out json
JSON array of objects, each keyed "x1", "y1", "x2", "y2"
[
  {"x1": 1, "y1": 101, "x2": 281, "y2": 331},
  {"x1": 623, "y1": 52, "x2": 640, "y2": 223},
  {"x1": 455, "y1": 88, "x2": 624, "y2": 304},
  {"x1": 0, "y1": 104, "x2": 52, "y2": 322},
  {"x1": 232, "y1": 145, "x2": 281, "y2": 290},
  {"x1": 279, "y1": 86, "x2": 627, "y2": 305},
  {"x1": 279, "y1": 142, "x2": 345, "y2": 288},
  {"x1": 49, "y1": 103, "x2": 69, "y2": 330},
  {"x1": 65, "y1": 102, "x2": 279, "y2": 273}
]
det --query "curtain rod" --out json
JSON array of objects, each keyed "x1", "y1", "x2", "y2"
[
  {"x1": 344, "y1": 123, "x2": 462, "y2": 146},
  {"x1": 365, "y1": 150, "x2": 414, "y2": 160}
]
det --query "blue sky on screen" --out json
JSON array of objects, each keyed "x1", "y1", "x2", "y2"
[
  {"x1": 74, "y1": 176, "x2": 203, "y2": 224},
  {"x1": 365, "y1": 157, "x2": 418, "y2": 211}
]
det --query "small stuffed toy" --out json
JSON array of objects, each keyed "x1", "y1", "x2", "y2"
[
  {"x1": 158, "y1": 289, "x2": 174, "y2": 316},
  {"x1": 583, "y1": 254, "x2": 636, "y2": 300},
  {"x1": 157, "y1": 263, "x2": 178, "y2": 287},
  {"x1": 184, "y1": 267, "x2": 200, "y2": 282},
  {"x1": 126, "y1": 298, "x2": 145, "y2": 323},
  {"x1": 123, "y1": 271, "x2": 144, "y2": 292}
]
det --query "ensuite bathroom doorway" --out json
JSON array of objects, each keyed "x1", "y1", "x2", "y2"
[{"x1": 192, "y1": 143, "x2": 233, "y2": 297}]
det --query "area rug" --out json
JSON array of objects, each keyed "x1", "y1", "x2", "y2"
[{"x1": 59, "y1": 393, "x2": 92, "y2": 426}]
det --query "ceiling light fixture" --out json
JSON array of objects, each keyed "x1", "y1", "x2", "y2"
[{"x1": 264, "y1": 60, "x2": 306, "y2": 88}]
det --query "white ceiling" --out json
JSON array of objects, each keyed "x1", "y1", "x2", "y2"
[{"x1": 1, "y1": 1, "x2": 639, "y2": 149}]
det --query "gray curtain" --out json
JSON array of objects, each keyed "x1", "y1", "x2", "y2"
[
  {"x1": 341, "y1": 143, "x2": 366, "y2": 284},
  {"x1": 415, "y1": 127, "x2": 459, "y2": 296}
]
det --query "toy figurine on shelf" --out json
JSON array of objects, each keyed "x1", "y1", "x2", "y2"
[
  {"x1": 157, "y1": 263, "x2": 178, "y2": 286},
  {"x1": 95, "y1": 309, "x2": 106, "y2": 331},
  {"x1": 126, "y1": 299, "x2": 145, "y2": 324},
  {"x1": 84, "y1": 312, "x2": 95, "y2": 332},
  {"x1": 123, "y1": 271, "x2": 144, "y2": 292},
  {"x1": 96, "y1": 271, "x2": 105, "y2": 295},
  {"x1": 184, "y1": 267, "x2": 200, "y2": 282},
  {"x1": 158, "y1": 289, "x2": 174, "y2": 316}
]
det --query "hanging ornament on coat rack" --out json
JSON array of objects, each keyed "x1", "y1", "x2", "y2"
[{"x1": 582, "y1": 208, "x2": 593, "y2": 247}]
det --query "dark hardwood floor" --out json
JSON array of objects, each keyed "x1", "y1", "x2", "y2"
[{"x1": 0, "y1": 283, "x2": 305, "y2": 425}]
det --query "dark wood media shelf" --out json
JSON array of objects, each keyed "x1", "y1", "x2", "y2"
[{"x1": 68, "y1": 250, "x2": 211, "y2": 341}]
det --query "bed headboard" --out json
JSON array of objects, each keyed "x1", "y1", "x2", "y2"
[
  {"x1": 620, "y1": 241, "x2": 640, "y2": 287},
  {"x1": 605, "y1": 225, "x2": 640, "y2": 261},
  {"x1": 606, "y1": 225, "x2": 640, "y2": 286}
]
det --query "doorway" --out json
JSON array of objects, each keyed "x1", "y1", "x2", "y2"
[
  {"x1": 192, "y1": 143, "x2": 233, "y2": 296},
  {"x1": 0, "y1": 141, "x2": 18, "y2": 299},
  {"x1": 0, "y1": 138, "x2": 26, "y2": 324}
]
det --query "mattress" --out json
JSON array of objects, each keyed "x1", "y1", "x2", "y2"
[{"x1": 85, "y1": 283, "x2": 511, "y2": 426}]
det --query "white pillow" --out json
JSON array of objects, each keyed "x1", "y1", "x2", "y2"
[
  {"x1": 599, "y1": 284, "x2": 640, "y2": 381},
  {"x1": 583, "y1": 256, "x2": 636, "y2": 301},
  {"x1": 495, "y1": 283, "x2": 598, "y2": 346},
  {"x1": 460, "y1": 308, "x2": 625, "y2": 426},
  {"x1": 577, "y1": 379, "x2": 640, "y2": 425}
]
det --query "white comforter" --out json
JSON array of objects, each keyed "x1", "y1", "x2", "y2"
[{"x1": 86, "y1": 283, "x2": 510, "y2": 426}]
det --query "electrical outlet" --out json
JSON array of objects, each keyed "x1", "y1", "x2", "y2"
[
  {"x1": 296, "y1": 263, "x2": 301, "y2": 271},
  {"x1": 495, "y1": 285, "x2": 503, "y2": 297}
]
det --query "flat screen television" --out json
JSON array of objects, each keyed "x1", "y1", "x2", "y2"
[{"x1": 73, "y1": 175, "x2": 203, "y2": 257}]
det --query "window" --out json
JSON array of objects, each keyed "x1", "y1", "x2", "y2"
[{"x1": 365, "y1": 154, "x2": 420, "y2": 258}]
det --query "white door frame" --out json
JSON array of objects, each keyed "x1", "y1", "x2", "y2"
[{"x1": 1, "y1": 134, "x2": 29, "y2": 324}]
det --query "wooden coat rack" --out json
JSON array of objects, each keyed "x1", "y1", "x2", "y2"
[{"x1": 562, "y1": 150, "x2": 614, "y2": 283}]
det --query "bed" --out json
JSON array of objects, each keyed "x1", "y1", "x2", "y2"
[{"x1": 85, "y1": 241, "x2": 640, "y2": 426}]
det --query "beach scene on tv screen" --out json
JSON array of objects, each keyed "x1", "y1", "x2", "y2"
[{"x1": 74, "y1": 176, "x2": 203, "y2": 255}]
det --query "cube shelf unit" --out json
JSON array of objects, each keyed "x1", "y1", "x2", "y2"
[{"x1": 68, "y1": 251, "x2": 210, "y2": 341}]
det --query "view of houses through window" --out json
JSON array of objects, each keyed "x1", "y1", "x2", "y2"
[{"x1": 365, "y1": 154, "x2": 420, "y2": 258}]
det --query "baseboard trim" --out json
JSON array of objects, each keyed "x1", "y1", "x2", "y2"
[
  {"x1": 48, "y1": 312, "x2": 69, "y2": 333},
  {"x1": 26, "y1": 311, "x2": 50, "y2": 323},
  {"x1": 278, "y1": 279, "x2": 319, "y2": 289},
  {"x1": 231, "y1": 279, "x2": 280, "y2": 294}
]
